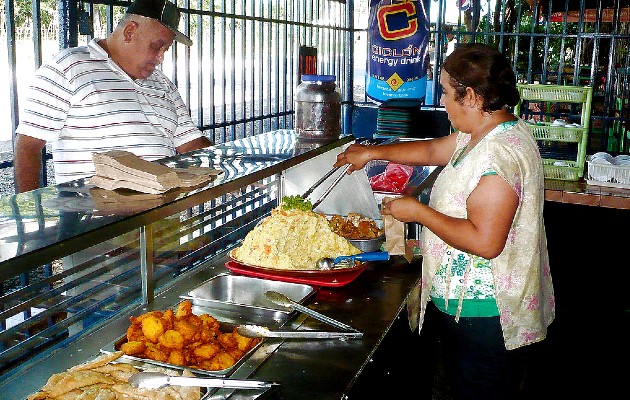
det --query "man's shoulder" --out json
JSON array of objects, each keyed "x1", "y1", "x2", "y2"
[
  {"x1": 49, "y1": 45, "x2": 91, "y2": 63},
  {"x1": 45, "y1": 41, "x2": 105, "y2": 69}
]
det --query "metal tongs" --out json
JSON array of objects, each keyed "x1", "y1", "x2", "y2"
[
  {"x1": 265, "y1": 291, "x2": 359, "y2": 332},
  {"x1": 301, "y1": 164, "x2": 351, "y2": 210},
  {"x1": 234, "y1": 291, "x2": 363, "y2": 340},
  {"x1": 236, "y1": 324, "x2": 362, "y2": 340},
  {"x1": 128, "y1": 371, "x2": 279, "y2": 390}
]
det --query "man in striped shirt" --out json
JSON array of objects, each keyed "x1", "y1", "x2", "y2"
[{"x1": 14, "y1": 0, "x2": 212, "y2": 193}]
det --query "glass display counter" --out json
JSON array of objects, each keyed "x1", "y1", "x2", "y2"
[{"x1": 0, "y1": 130, "x2": 438, "y2": 399}]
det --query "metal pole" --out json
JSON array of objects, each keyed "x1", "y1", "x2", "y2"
[
  {"x1": 344, "y1": 0, "x2": 354, "y2": 137},
  {"x1": 140, "y1": 225, "x2": 155, "y2": 305}
]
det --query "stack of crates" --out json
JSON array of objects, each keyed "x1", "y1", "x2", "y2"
[{"x1": 514, "y1": 84, "x2": 593, "y2": 181}]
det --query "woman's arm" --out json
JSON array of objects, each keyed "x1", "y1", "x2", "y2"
[
  {"x1": 334, "y1": 133, "x2": 458, "y2": 173},
  {"x1": 384, "y1": 174, "x2": 518, "y2": 259}
]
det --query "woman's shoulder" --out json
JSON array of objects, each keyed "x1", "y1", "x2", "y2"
[
  {"x1": 487, "y1": 118, "x2": 537, "y2": 147},
  {"x1": 484, "y1": 119, "x2": 543, "y2": 177}
]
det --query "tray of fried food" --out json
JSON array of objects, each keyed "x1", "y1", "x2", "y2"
[
  {"x1": 27, "y1": 350, "x2": 203, "y2": 400},
  {"x1": 101, "y1": 300, "x2": 262, "y2": 377},
  {"x1": 328, "y1": 213, "x2": 384, "y2": 239}
]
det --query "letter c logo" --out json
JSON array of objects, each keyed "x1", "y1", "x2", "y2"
[{"x1": 377, "y1": 1, "x2": 418, "y2": 41}]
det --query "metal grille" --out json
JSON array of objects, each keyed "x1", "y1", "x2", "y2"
[
  {"x1": 4, "y1": 1, "x2": 630, "y2": 194},
  {"x1": 419, "y1": 0, "x2": 630, "y2": 153}
]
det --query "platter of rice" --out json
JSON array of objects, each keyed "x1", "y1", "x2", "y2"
[{"x1": 231, "y1": 208, "x2": 362, "y2": 272}]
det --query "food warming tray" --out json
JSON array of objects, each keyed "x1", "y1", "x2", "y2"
[
  {"x1": 226, "y1": 249, "x2": 368, "y2": 287},
  {"x1": 225, "y1": 260, "x2": 367, "y2": 288},
  {"x1": 100, "y1": 320, "x2": 263, "y2": 378},
  {"x1": 181, "y1": 273, "x2": 316, "y2": 327}
]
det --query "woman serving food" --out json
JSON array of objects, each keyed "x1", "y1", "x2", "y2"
[{"x1": 333, "y1": 43, "x2": 555, "y2": 399}]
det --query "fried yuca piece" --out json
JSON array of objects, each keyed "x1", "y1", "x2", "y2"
[
  {"x1": 176, "y1": 299, "x2": 193, "y2": 318},
  {"x1": 233, "y1": 328, "x2": 260, "y2": 352},
  {"x1": 159, "y1": 329, "x2": 185, "y2": 350},
  {"x1": 206, "y1": 351, "x2": 236, "y2": 371},
  {"x1": 192, "y1": 343, "x2": 221, "y2": 360},
  {"x1": 167, "y1": 349, "x2": 186, "y2": 366},
  {"x1": 120, "y1": 340, "x2": 146, "y2": 356},
  {"x1": 120, "y1": 300, "x2": 260, "y2": 371},
  {"x1": 141, "y1": 314, "x2": 166, "y2": 343}
]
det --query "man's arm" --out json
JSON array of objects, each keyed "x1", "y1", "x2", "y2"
[
  {"x1": 15, "y1": 134, "x2": 46, "y2": 193},
  {"x1": 176, "y1": 136, "x2": 212, "y2": 154}
]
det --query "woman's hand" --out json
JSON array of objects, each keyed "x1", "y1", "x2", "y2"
[
  {"x1": 333, "y1": 144, "x2": 373, "y2": 173},
  {"x1": 381, "y1": 196, "x2": 422, "y2": 223}
]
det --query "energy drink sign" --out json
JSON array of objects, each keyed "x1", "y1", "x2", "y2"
[{"x1": 366, "y1": 0, "x2": 430, "y2": 103}]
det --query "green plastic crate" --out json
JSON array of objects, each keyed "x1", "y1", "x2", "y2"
[
  {"x1": 514, "y1": 84, "x2": 593, "y2": 181},
  {"x1": 517, "y1": 84, "x2": 592, "y2": 103}
]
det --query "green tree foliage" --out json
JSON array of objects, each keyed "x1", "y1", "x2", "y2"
[{"x1": 12, "y1": 0, "x2": 57, "y2": 28}]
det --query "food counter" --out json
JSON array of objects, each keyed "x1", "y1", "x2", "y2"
[
  {"x1": 544, "y1": 178, "x2": 630, "y2": 209},
  {"x1": 0, "y1": 130, "x2": 434, "y2": 399}
]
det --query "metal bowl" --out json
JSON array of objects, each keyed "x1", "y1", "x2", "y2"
[{"x1": 348, "y1": 235, "x2": 385, "y2": 252}]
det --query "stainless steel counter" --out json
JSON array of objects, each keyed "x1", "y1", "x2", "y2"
[
  {"x1": 0, "y1": 130, "x2": 436, "y2": 399},
  {"x1": 238, "y1": 256, "x2": 422, "y2": 400},
  {"x1": 0, "y1": 249, "x2": 422, "y2": 399}
]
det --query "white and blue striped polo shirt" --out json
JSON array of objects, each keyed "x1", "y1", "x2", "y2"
[{"x1": 16, "y1": 38, "x2": 204, "y2": 184}]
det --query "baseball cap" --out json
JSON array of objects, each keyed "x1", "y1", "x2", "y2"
[{"x1": 126, "y1": 0, "x2": 192, "y2": 46}]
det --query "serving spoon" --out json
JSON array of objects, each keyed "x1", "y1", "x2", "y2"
[{"x1": 317, "y1": 251, "x2": 390, "y2": 270}]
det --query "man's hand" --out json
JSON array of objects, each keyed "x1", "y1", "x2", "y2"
[
  {"x1": 15, "y1": 134, "x2": 46, "y2": 193},
  {"x1": 176, "y1": 136, "x2": 213, "y2": 154}
]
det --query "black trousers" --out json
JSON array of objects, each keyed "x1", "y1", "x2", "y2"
[{"x1": 425, "y1": 301, "x2": 544, "y2": 400}]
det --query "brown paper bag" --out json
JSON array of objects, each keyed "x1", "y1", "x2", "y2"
[{"x1": 382, "y1": 197, "x2": 414, "y2": 262}]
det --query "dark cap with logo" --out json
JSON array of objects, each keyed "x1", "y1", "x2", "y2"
[{"x1": 126, "y1": 0, "x2": 192, "y2": 46}]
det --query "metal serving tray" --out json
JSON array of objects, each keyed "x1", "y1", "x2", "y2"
[
  {"x1": 181, "y1": 273, "x2": 316, "y2": 328},
  {"x1": 101, "y1": 320, "x2": 263, "y2": 378}
]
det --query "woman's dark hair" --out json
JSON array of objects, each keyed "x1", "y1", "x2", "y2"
[{"x1": 442, "y1": 43, "x2": 520, "y2": 113}]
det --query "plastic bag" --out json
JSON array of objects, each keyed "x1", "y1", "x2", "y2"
[{"x1": 369, "y1": 163, "x2": 414, "y2": 193}]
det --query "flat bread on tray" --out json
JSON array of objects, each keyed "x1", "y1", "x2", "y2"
[{"x1": 27, "y1": 351, "x2": 200, "y2": 400}]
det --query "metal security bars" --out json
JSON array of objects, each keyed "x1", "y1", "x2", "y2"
[
  {"x1": 2, "y1": 0, "x2": 630, "y2": 196},
  {"x1": 421, "y1": 0, "x2": 630, "y2": 153}
]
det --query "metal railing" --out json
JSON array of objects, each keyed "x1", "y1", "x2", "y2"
[
  {"x1": 423, "y1": 0, "x2": 630, "y2": 153},
  {"x1": 3, "y1": 0, "x2": 630, "y2": 196}
]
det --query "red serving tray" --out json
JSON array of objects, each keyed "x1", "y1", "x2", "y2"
[{"x1": 224, "y1": 260, "x2": 367, "y2": 288}]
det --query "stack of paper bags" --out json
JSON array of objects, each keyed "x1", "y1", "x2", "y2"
[
  {"x1": 90, "y1": 187, "x2": 181, "y2": 215},
  {"x1": 89, "y1": 150, "x2": 221, "y2": 194}
]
